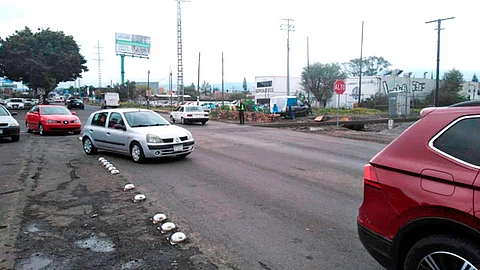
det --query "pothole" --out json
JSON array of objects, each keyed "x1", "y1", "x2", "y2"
[
  {"x1": 75, "y1": 233, "x2": 115, "y2": 252},
  {"x1": 26, "y1": 224, "x2": 42, "y2": 233},
  {"x1": 20, "y1": 254, "x2": 52, "y2": 270}
]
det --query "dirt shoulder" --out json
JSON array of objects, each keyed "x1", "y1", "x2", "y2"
[{"x1": 1, "y1": 134, "x2": 221, "y2": 270}]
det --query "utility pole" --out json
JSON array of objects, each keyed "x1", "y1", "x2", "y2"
[
  {"x1": 306, "y1": 36, "x2": 310, "y2": 101},
  {"x1": 358, "y1": 21, "x2": 364, "y2": 107},
  {"x1": 426, "y1": 16, "x2": 454, "y2": 107},
  {"x1": 147, "y1": 70, "x2": 150, "y2": 109},
  {"x1": 222, "y1": 52, "x2": 225, "y2": 106},
  {"x1": 280, "y1": 18, "x2": 295, "y2": 96},
  {"x1": 169, "y1": 67, "x2": 173, "y2": 107},
  {"x1": 197, "y1": 52, "x2": 201, "y2": 101}
]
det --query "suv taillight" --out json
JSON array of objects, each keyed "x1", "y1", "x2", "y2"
[{"x1": 364, "y1": 164, "x2": 381, "y2": 190}]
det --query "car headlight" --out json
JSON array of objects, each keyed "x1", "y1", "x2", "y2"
[
  {"x1": 186, "y1": 132, "x2": 193, "y2": 140},
  {"x1": 146, "y1": 134, "x2": 163, "y2": 143},
  {"x1": 9, "y1": 121, "x2": 19, "y2": 127},
  {"x1": 73, "y1": 119, "x2": 80, "y2": 123},
  {"x1": 47, "y1": 119, "x2": 56, "y2": 123}
]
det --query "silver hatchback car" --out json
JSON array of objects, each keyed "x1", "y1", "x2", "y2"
[{"x1": 81, "y1": 108, "x2": 195, "y2": 163}]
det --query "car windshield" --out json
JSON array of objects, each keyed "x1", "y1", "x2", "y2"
[
  {"x1": 124, "y1": 111, "x2": 170, "y2": 127},
  {"x1": 41, "y1": 107, "x2": 71, "y2": 115},
  {"x1": 186, "y1": 106, "x2": 204, "y2": 112},
  {"x1": 72, "y1": 100, "x2": 83, "y2": 103},
  {"x1": 0, "y1": 106, "x2": 9, "y2": 116},
  {"x1": 10, "y1": 99, "x2": 23, "y2": 103}
]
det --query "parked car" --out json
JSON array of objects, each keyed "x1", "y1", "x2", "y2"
[
  {"x1": 81, "y1": 108, "x2": 195, "y2": 163},
  {"x1": 358, "y1": 104, "x2": 480, "y2": 270},
  {"x1": 6, "y1": 98, "x2": 25, "y2": 110},
  {"x1": 0, "y1": 104, "x2": 20, "y2": 141},
  {"x1": 169, "y1": 105, "x2": 209, "y2": 125},
  {"x1": 25, "y1": 105, "x2": 81, "y2": 136},
  {"x1": 67, "y1": 99, "x2": 84, "y2": 110}
]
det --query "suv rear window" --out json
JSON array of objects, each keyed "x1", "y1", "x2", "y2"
[{"x1": 432, "y1": 116, "x2": 480, "y2": 167}]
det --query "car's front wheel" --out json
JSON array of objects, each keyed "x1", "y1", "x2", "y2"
[
  {"x1": 170, "y1": 115, "x2": 175, "y2": 124},
  {"x1": 11, "y1": 135, "x2": 19, "y2": 142},
  {"x1": 404, "y1": 235, "x2": 480, "y2": 270},
  {"x1": 39, "y1": 124, "x2": 46, "y2": 136},
  {"x1": 130, "y1": 142, "x2": 145, "y2": 163},
  {"x1": 83, "y1": 137, "x2": 97, "y2": 155}
]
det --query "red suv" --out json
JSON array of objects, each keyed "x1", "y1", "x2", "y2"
[{"x1": 358, "y1": 103, "x2": 480, "y2": 269}]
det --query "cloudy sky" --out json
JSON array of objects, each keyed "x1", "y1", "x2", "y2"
[{"x1": 1, "y1": 0, "x2": 479, "y2": 89}]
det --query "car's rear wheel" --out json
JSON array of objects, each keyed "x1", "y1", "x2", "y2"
[
  {"x1": 404, "y1": 235, "x2": 480, "y2": 270},
  {"x1": 170, "y1": 115, "x2": 175, "y2": 124},
  {"x1": 83, "y1": 137, "x2": 97, "y2": 155},
  {"x1": 130, "y1": 142, "x2": 145, "y2": 163},
  {"x1": 39, "y1": 124, "x2": 46, "y2": 136}
]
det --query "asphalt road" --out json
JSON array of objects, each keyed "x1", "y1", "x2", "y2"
[{"x1": 1, "y1": 104, "x2": 386, "y2": 269}]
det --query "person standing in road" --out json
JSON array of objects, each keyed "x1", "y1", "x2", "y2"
[{"x1": 238, "y1": 99, "x2": 245, "y2": 124}]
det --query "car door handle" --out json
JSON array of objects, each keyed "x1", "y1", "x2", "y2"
[
  {"x1": 106, "y1": 132, "x2": 111, "y2": 136},
  {"x1": 89, "y1": 129, "x2": 94, "y2": 133}
]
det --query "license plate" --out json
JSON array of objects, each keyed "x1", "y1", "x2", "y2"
[
  {"x1": 173, "y1": 144, "x2": 183, "y2": 152},
  {"x1": 0, "y1": 129, "x2": 3, "y2": 134}
]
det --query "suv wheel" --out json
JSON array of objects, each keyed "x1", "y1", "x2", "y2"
[{"x1": 404, "y1": 235, "x2": 480, "y2": 270}]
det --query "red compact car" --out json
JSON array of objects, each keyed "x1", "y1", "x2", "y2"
[
  {"x1": 358, "y1": 102, "x2": 480, "y2": 269},
  {"x1": 25, "y1": 105, "x2": 81, "y2": 136}
]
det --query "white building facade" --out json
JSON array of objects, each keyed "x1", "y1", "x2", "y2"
[{"x1": 254, "y1": 76, "x2": 304, "y2": 104}]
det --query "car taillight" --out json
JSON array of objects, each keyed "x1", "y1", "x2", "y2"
[
  {"x1": 364, "y1": 164, "x2": 381, "y2": 190},
  {"x1": 187, "y1": 114, "x2": 192, "y2": 117}
]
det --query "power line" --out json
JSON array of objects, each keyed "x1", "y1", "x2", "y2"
[
  {"x1": 426, "y1": 16, "x2": 454, "y2": 107},
  {"x1": 94, "y1": 40, "x2": 104, "y2": 89},
  {"x1": 280, "y1": 18, "x2": 295, "y2": 96}
]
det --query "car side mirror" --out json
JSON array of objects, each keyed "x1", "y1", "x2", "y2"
[
  {"x1": 113, "y1": 124, "x2": 126, "y2": 131},
  {"x1": 71, "y1": 111, "x2": 77, "y2": 115},
  {"x1": 11, "y1": 112, "x2": 18, "y2": 116}
]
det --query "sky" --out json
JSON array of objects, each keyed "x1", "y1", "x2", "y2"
[{"x1": 1, "y1": 0, "x2": 479, "y2": 89}]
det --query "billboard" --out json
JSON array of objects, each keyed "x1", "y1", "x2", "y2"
[{"x1": 115, "y1": 32, "x2": 151, "y2": 56}]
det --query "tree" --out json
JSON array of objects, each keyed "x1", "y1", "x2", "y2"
[
  {"x1": 115, "y1": 81, "x2": 137, "y2": 101},
  {"x1": 472, "y1": 74, "x2": 479, "y2": 82},
  {"x1": 201, "y1": 80, "x2": 211, "y2": 96},
  {"x1": 0, "y1": 27, "x2": 88, "y2": 97},
  {"x1": 184, "y1": 83, "x2": 196, "y2": 97},
  {"x1": 229, "y1": 92, "x2": 247, "y2": 100},
  {"x1": 301, "y1": 62, "x2": 347, "y2": 107},
  {"x1": 343, "y1": 56, "x2": 391, "y2": 77},
  {"x1": 427, "y1": 68, "x2": 468, "y2": 106},
  {"x1": 242, "y1": 77, "x2": 247, "y2": 91}
]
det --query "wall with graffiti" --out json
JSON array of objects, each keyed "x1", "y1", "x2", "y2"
[{"x1": 325, "y1": 76, "x2": 480, "y2": 108}]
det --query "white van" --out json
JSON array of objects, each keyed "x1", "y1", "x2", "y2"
[{"x1": 100, "y1": 92, "x2": 120, "y2": 109}]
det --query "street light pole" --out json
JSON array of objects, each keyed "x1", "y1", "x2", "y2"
[{"x1": 426, "y1": 16, "x2": 454, "y2": 107}]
